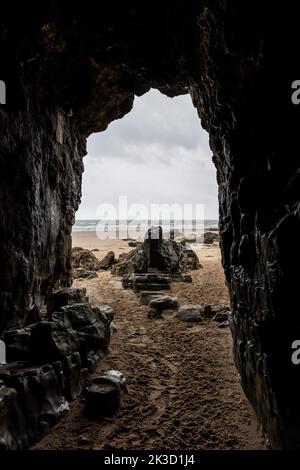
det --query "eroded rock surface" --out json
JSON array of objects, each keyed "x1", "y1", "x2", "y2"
[{"x1": 0, "y1": 289, "x2": 111, "y2": 448}]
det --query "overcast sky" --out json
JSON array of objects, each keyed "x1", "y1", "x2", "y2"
[{"x1": 76, "y1": 89, "x2": 218, "y2": 220}]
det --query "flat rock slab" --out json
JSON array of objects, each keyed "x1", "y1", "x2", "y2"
[
  {"x1": 149, "y1": 296, "x2": 178, "y2": 311},
  {"x1": 139, "y1": 291, "x2": 164, "y2": 305},
  {"x1": 172, "y1": 273, "x2": 193, "y2": 283},
  {"x1": 176, "y1": 305, "x2": 204, "y2": 323}
]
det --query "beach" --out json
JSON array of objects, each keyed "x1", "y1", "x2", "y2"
[{"x1": 35, "y1": 231, "x2": 265, "y2": 450}]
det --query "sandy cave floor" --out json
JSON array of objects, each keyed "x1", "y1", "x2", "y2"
[{"x1": 34, "y1": 236, "x2": 266, "y2": 450}]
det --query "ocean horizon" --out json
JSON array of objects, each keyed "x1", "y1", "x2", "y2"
[{"x1": 73, "y1": 219, "x2": 219, "y2": 232}]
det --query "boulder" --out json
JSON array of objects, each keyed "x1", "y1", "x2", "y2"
[
  {"x1": 183, "y1": 249, "x2": 202, "y2": 270},
  {"x1": 72, "y1": 247, "x2": 101, "y2": 270},
  {"x1": 0, "y1": 363, "x2": 64, "y2": 446},
  {"x1": 112, "y1": 227, "x2": 201, "y2": 285},
  {"x1": 200, "y1": 231, "x2": 219, "y2": 244},
  {"x1": 85, "y1": 370, "x2": 125, "y2": 419},
  {"x1": 46, "y1": 287, "x2": 88, "y2": 315},
  {"x1": 98, "y1": 251, "x2": 115, "y2": 270},
  {"x1": 30, "y1": 303, "x2": 110, "y2": 370},
  {"x1": 176, "y1": 305, "x2": 204, "y2": 323},
  {"x1": 0, "y1": 297, "x2": 113, "y2": 448},
  {"x1": 149, "y1": 295, "x2": 178, "y2": 311}
]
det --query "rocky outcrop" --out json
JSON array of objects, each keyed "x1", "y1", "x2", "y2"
[
  {"x1": 1, "y1": 0, "x2": 300, "y2": 448},
  {"x1": 72, "y1": 247, "x2": 115, "y2": 277},
  {"x1": 114, "y1": 227, "x2": 201, "y2": 279},
  {"x1": 0, "y1": 289, "x2": 111, "y2": 448},
  {"x1": 72, "y1": 247, "x2": 101, "y2": 271}
]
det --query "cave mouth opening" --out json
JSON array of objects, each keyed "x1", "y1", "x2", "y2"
[
  {"x1": 59, "y1": 90, "x2": 262, "y2": 451},
  {"x1": 74, "y1": 88, "x2": 218, "y2": 246}
]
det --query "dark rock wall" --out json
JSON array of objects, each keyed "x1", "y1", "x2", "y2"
[
  {"x1": 191, "y1": 1, "x2": 300, "y2": 448},
  {"x1": 1, "y1": 0, "x2": 300, "y2": 448},
  {"x1": 0, "y1": 110, "x2": 84, "y2": 331}
]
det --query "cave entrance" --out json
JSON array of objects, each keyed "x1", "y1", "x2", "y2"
[
  {"x1": 74, "y1": 89, "x2": 218, "y2": 242},
  {"x1": 66, "y1": 91, "x2": 263, "y2": 449}
]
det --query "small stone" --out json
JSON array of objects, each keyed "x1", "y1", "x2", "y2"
[
  {"x1": 81, "y1": 270, "x2": 98, "y2": 279},
  {"x1": 72, "y1": 247, "x2": 101, "y2": 270},
  {"x1": 149, "y1": 295, "x2": 178, "y2": 311},
  {"x1": 128, "y1": 241, "x2": 138, "y2": 247},
  {"x1": 176, "y1": 305, "x2": 204, "y2": 323}
]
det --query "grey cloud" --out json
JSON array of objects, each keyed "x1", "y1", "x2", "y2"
[
  {"x1": 87, "y1": 90, "x2": 210, "y2": 162},
  {"x1": 77, "y1": 89, "x2": 218, "y2": 219}
]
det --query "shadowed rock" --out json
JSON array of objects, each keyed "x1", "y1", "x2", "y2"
[
  {"x1": 176, "y1": 305, "x2": 204, "y2": 323},
  {"x1": 149, "y1": 296, "x2": 178, "y2": 311},
  {"x1": 85, "y1": 370, "x2": 126, "y2": 419},
  {"x1": 98, "y1": 251, "x2": 115, "y2": 270}
]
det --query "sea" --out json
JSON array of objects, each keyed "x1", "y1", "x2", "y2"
[{"x1": 73, "y1": 219, "x2": 219, "y2": 233}]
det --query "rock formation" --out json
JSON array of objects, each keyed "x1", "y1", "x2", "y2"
[
  {"x1": 0, "y1": 288, "x2": 111, "y2": 448},
  {"x1": 1, "y1": 0, "x2": 300, "y2": 448},
  {"x1": 113, "y1": 226, "x2": 201, "y2": 293}
]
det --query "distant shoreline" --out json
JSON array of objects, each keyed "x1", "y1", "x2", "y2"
[{"x1": 73, "y1": 219, "x2": 219, "y2": 233}]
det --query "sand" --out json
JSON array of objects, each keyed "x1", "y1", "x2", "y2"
[{"x1": 35, "y1": 231, "x2": 266, "y2": 450}]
